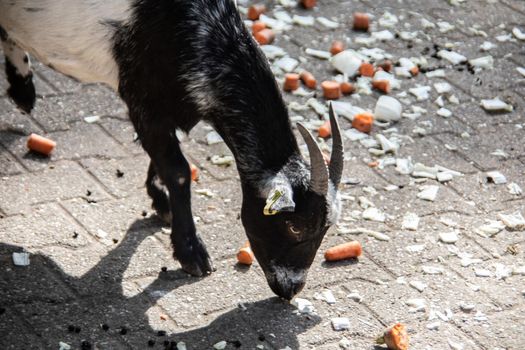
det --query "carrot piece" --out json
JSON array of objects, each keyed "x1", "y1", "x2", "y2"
[
  {"x1": 359, "y1": 62, "x2": 375, "y2": 77},
  {"x1": 254, "y1": 28, "x2": 275, "y2": 45},
  {"x1": 247, "y1": 4, "x2": 266, "y2": 20},
  {"x1": 372, "y1": 80, "x2": 391, "y2": 94},
  {"x1": 377, "y1": 323, "x2": 409, "y2": 350},
  {"x1": 330, "y1": 40, "x2": 345, "y2": 55},
  {"x1": 352, "y1": 112, "x2": 374, "y2": 133},
  {"x1": 368, "y1": 161, "x2": 379, "y2": 168},
  {"x1": 324, "y1": 241, "x2": 362, "y2": 261},
  {"x1": 252, "y1": 20, "x2": 266, "y2": 34},
  {"x1": 27, "y1": 133, "x2": 56, "y2": 156},
  {"x1": 353, "y1": 12, "x2": 369, "y2": 31},
  {"x1": 237, "y1": 242, "x2": 254, "y2": 265},
  {"x1": 378, "y1": 60, "x2": 393, "y2": 73},
  {"x1": 283, "y1": 73, "x2": 300, "y2": 91},
  {"x1": 189, "y1": 163, "x2": 199, "y2": 182},
  {"x1": 301, "y1": 0, "x2": 317, "y2": 9},
  {"x1": 321, "y1": 80, "x2": 342, "y2": 100},
  {"x1": 340, "y1": 82, "x2": 355, "y2": 95},
  {"x1": 318, "y1": 120, "x2": 331, "y2": 138},
  {"x1": 300, "y1": 71, "x2": 317, "y2": 89},
  {"x1": 410, "y1": 66, "x2": 419, "y2": 76}
]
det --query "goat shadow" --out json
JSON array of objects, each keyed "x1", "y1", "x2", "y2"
[{"x1": 0, "y1": 217, "x2": 320, "y2": 349}]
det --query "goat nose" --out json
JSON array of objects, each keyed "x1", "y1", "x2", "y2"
[{"x1": 266, "y1": 267, "x2": 307, "y2": 300}]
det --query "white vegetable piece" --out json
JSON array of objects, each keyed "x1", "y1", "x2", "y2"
[
  {"x1": 512, "y1": 27, "x2": 525, "y2": 40},
  {"x1": 422, "y1": 265, "x2": 444, "y2": 274},
  {"x1": 469, "y1": 55, "x2": 494, "y2": 69},
  {"x1": 406, "y1": 298, "x2": 426, "y2": 312},
  {"x1": 372, "y1": 30, "x2": 395, "y2": 41},
  {"x1": 13, "y1": 252, "x2": 30, "y2": 266},
  {"x1": 213, "y1": 341, "x2": 227, "y2": 350},
  {"x1": 291, "y1": 298, "x2": 316, "y2": 314},
  {"x1": 437, "y1": 108, "x2": 452, "y2": 118},
  {"x1": 486, "y1": 171, "x2": 507, "y2": 184},
  {"x1": 402, "y1": 212, "x2": 420, "y2": 231},
  {"x1": 437, "y1": 50, "x2": 467, "y2": 65},
  {"x1": 480, "y1": 98, "x2": 513, "y2": 112},
  {"x1": 331, "y1": 50, "x2": 362, "y2": 76},
  {"x1": 417, "y1": 185, "x2": 439, "y2": 201},
  {"x1": 480, "y1": 41, "x2": 496, "y2": 51},
  {"x1": 316, "y1": 17, "x2": 339, "y2": 29},
  {"x1": 508, "y1": 183, "x2": 523, "y2": 195},
  {"x1": 498, "y1": 212, "x2": 525, "y2": 230},
  {"x1": 374, "y1": 96, "x2": 402, "y2": 122},
  {"x1": 331, "y1": 317, "x2": 351, "y2": 331},
  {"x1": 434, "y1": 82, "x2": 452, "y2": 94},
  {"x1": 292, "y1": 15, "x2": 314, "y2": 26},
  {"x1": 362, "y1": 207, "x2": 386, "y2": 222},
  {"x1": 305, "y1": 48, "x2": 331, "y2": 60},
  {"x1": 275, "y1": 57, "x2": 298, "y2": 72},
  {"x1": 206, "y1": 131, "x2": 224, "y2": 145},
  {"x1": 439, "y1": 231, "x2": 459, "y2": 244},
  {"x1": 409, "y1": 280, "x2": 427, "y2": 292},
  {"x1": 409, "y1": 85, "x2": 432, "y2": 101}
]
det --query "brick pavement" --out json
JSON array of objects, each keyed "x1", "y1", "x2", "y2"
[{"x1": 1, "y1": 0, "x2": 524, "y2": 349}]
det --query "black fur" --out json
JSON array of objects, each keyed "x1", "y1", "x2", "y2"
[
  {"x1": 111, "y1": 0, "x2": 331, "y2": 298},
  {"x1": 4, "y1": 56, "x2": 36, "y2": 114}
]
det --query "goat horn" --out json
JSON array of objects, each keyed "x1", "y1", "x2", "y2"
[
  {"x1": 296, "y1": 123, "x2": 328, "y2": 195},
  {"x1": 328, "y1": 103, "x2": 344, "y2": 188}
]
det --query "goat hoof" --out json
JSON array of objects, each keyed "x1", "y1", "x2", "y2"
[{"x1": 175, "y1": 238, "x2": 214, "y2": 277}]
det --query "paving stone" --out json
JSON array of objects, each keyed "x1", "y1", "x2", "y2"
[
  {"x1": 99, "y1": 117, "x2": 144, "y2": 155},
  {"x1": 27, "y1": 85, "x2": 126, "y2": 132},
  {"x1": 0, "y1": 202, "x2": 91, "y2": 248},
  {"x1": 79, "y1": 155, "x2": 149, "y2": 198},
  {"x1": 0, "y1": 145, "x2": 24, "y2": 175},
  {"x1": 0, "y1": 307, "x2": 45, "y2": 350},
  {"x1": 0, "y1": 160, "x2": 111, "y2": 215},
  {"x1": 0, "y1": 245, "x2": 76, "y2": 304}
]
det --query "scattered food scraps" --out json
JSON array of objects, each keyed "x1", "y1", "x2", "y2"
[
  {"x1": 27, "y1": 133, "x2": 56, "y2": 156},
  {"x1": 324, "y1": 241, "x2": 362, "y2": 261},
  {"x1": 376, "y1": 323, "x2": 409, "y2": 350}
]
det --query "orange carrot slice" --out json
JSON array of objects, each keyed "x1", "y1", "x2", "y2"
[
  {"x1": 378, "y1": 60, "x2": 393, "y2": 73},
  {"x1": 190, "y1": 163, "x2": 199, "y2": 182},
  {"x1": 352, "y1": 112, "x2": 374, "y2": 133},
  {"x1": 410, "y1": 66, "x2": 419, "y2": 76},
  {"x1": 252, "y1": 20, "x2": 266, "y2": 34},
  {"x1": 377, "y1": 323, "x2": 409, "y2": 350},
  {"x1": 330, "y1": 40, "x2": 345, "y2": 55},
  {"x1": 359, "y1": 62, "x2": 375, "y2": 77},
  {"x1": 301, "y1": 0, "x2": 317, "y2": 9},
  {"x1": 283, "y1": 73, "x2": 300, "y2": 91},
  {"x1": 372, "y1": 80, "x2": 391, "y2": 94},
  {"x1": 248, "y1": 4, "x2": 266, "y2": 20},
  {"x1": 340, "y1": 82, "x2": 355, "y2": 95},
  {"x1": 324, "y1": 241, "x2": 362, "y2": 261},
  {"x1": 318, "y1": 120, "x2": 331, "y2": 138},
  {"x1": 300, "y1": 71, "x2": 317, "y2": 89},
  {"x1": 254, "y1": 28, "x2": 275, "y2": 45},
  {"x1": 237, "y1": 242, "x2": 254, "y2": 265},
  {"x1": 353, "y1": 12, "x2": 369, "y2": 31},
  {"x1": 27, "y1": 133, "x2": 56, "y2": 156},
  {"x1": 321, "y1": 80, "x2": 342, "y2": 100}
]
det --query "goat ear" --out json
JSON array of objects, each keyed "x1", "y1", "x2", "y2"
[{"x1": 263, "y1": 184, "x2": 295, "y2": 216}]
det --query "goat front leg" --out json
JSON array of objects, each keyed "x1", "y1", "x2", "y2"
[
  {"x1": 146, "y1": 161, "x2": 171, "y2": 224},
  {"x1": 143, "y1": 135, "x2": 213, "y2": 277}
]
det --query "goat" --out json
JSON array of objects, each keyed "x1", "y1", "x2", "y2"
[{"x1": 0, "y1": 0, "x2": 343, "y2": 300}]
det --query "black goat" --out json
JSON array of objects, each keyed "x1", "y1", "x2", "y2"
[{"x1": 0, "y1": 0, "x2": 343, "y2": 300}]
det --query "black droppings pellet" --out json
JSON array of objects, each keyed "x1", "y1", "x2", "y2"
[
  {"x1": 0, "y1": 307, "x2": 6, "y2": 315},
  {"x1": 120, "y1": 327, "x2": 128, "y2": 335},
  {"x1": 161, "y1": 266, "x2": 167, "y2": 272},
  {"x1": 116, "y1": 169, "x2": 124, "y2": 178},
  {"x1": 81, "y1": 340, "x2": 92, "y2": 350},
  {"x1": 157, "y1": 330, "x2": 167, "y2": 336},
  {"x1": 101, "y1": 323, "x2": 109, "y2": 331},
  {"x1": 86, "y1": 190, "x2": 92, "y2": 196},
  {"x1": 112, "y1": 238, "x2": 119, "y2": 244},
  {"x1": 75, "y1": 326, "x2": 81, "y2": 333},
  {"x1": 231, "y1": 340, "x2": 242, "y2": 348},
  {"x1": 72, "y1": 231, "x2": 79, "y2": 239},
  {"x1": 67, "y1": 325, "x2": 75, "y2": 332},
  {"x1": 258, "y1": 334, "x2": 265, "y2": 341},
  {"x1": 142, "y1": 210, "x2": 148, "y2": 217},
  {"x1": 163, "y1": 340, "x2": 170, "y2": 346},
  {"x1": 148, "y1": 339, "x2": 156, "y2": 347}
]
